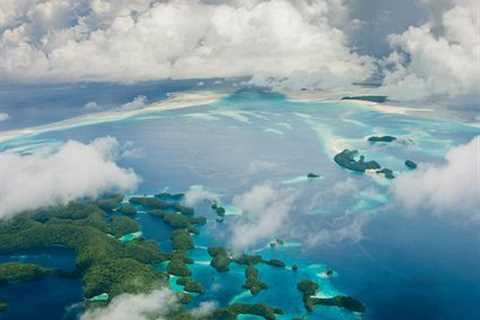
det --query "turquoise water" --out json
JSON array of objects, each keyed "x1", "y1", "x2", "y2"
[{"x1": 0, "y1": 85, "x2": 479, "y2": 319}]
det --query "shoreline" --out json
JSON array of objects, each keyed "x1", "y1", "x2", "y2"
[
  {"x1": 0, "y1": 90, "x2": 227, "y2": 145},
  {"x1": 284, "y1": 90, "x2": 433, "y2": 116}
]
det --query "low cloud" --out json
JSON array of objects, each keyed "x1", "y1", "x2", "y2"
[
  {"x1": 0, "y1": 0, "x2": 373, "y2": 88},
  {"x1": 81, "y1": 289, "x2": 177, "y2": 320},
  {"x1": 381, "y1": 0, "x2": 480, "y2": 101},
  {"x1": 81, "y1": 289, "x2": 216, "y2": 320},
  {"x1": 0, "y1": 113, "x2": 10, "y2": 121},
  {"x1": 0, "y1": 136, "x2": 140, "y2": 219},
  {"x1": 392, "y1": 136, "x2": 480, "y2": 216},
  {"x1": 84, "y1": 96, "x2": 147, "y2": 113},
  {"x1": 305, "y1": 214, "x2": 370, "y2": 246},
  {"x1": 184, "y1": 185, "x2": 220, "y2": 207},
  {"x1": 230, "y1": 183, "x2": 296, "y2": 251}
]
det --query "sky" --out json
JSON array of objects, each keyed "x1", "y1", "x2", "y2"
[{"x1": 0, "y1": 0, "x2": 478, "y2": 104}]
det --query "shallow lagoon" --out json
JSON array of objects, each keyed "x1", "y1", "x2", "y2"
[{"x1": 0, "y1": 84, "x2": 479, "y2": 319}]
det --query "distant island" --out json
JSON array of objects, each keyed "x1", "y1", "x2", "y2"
[
  {"x1": 341, "y1": 95, "x2": 388, "y2": 103},
  {"x1": 334, "y1": 149, "x2": 381, "y2": 172},
  {"x1": 368, "y1": 135, "x2": 397, "y2": 143}
]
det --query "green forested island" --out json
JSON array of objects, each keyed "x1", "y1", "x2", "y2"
[{"x1": 0, "y1": 192, "x2": 364, "y2": 319}]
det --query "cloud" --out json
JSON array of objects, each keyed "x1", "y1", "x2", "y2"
[
  {"x1": 0, "y1": 136, "x2": 140, "y2": 219},
  {"x1": 0, "y1": 113, "x2": 9, "y2": 121},
  {"x1": 0, "y1": 0, "x2": 373, "y2": 88},
  {"x1": 380, "y1": 0, "x2": 480, "y2": 100},
  {"x1": 230, "y1": 183, "x2": 296, "y2": 251},
  {"x1": 184, "y1": 185, "x2": 220, "y2": 207},
  {"x1": 81, "y1": 288, "x2": 216, "y2": 320},
  {"x1": 190, "y1": 302, "x2": 218, "y2": 319},
  {"x1": 392, "y1": 136, "x2": 480, "y2": 216},
  {"x1": 81, "y1": 289, "x2": 177, "y2": 320},
  {"x1": 84, "y1": 96, "x2": 147, "y2": 113},
  {"x1": 305, "y1": 214, "x2": 370, "y2": 246}
]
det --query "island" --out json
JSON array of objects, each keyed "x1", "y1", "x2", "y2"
[
  {"x1": 405, "y1": 160, "x2": 418, "y2": 170},
  {"x1": 116, "y1": 204, "x2": 137, "y2": 216},
  {"x1": 176, "y1": 277, "x2": 204, "y2": 294},
  {"x1": 0, "y1": 191, "x2": 365, "y2": 319},
  {"x1": 149, "y1": 210, "x2": 206, "y2": 230},
  {"x1": 341, "y1": 95, "x2": 388, "y2": 103},
  {"x1": 368, "y1": 135, "x2": 397, "y2": 143},
  {"x1": 334, "y1": 149, "x2": 381, "y2": 172},
  {"x1": 265, "y1": 259, "x2": 286, "y2": 268},
  {"x1": 297, "y1": 279, "x2": 365, "y2": 313},
  {"x1": 307, "y1": 173, "x2": 320, "y2": 178},
  {"x1": 243, "y1": 265, "x2": 268, "y2": 295},
  {"x1": 111, "y1": 216, "x2": 140, "y2": 238},
  {"x1": 376, "y1": 168, "x2": 395, "y2": 179},
  {"x1": 0, "y1": 262, "x2": 54, "y2": 284},
  {"x1": 211, "y1": 202, "x2": 226, "y2": 217},
  {"x1": 214, "y1": 303, "x2": 284, "y2": 320},
  {"x1": 95, "y1": 194, "x2": 124, "y2": 212},
  {"x1": 208, "y1": 247, "x2": 231, "y2": 272},
  {"x1": 0, "y1": 198, "x2": 171, "y2": 302}
]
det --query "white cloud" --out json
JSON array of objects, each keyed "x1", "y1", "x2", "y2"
[
  {"x1": 392, "y1": 136, "x2": 480, "y2": 215},
  {"x1": 0, "y1": 113, "x2": 9, "y2": 121},
  {"x1": 0, "y1": 136, "x2": 140, "y2": 219},
  {"x1": 190, "y1": 302, "x2": 217, "y2": 319},
  {"x1": 184, "y1": 185, "x2": 220, "y2": 207},
  {"x1": 81, "y1": 288, "x2": 216, "y2": 320},
  {"x1": 0, "y1": 0, "x2": 373, "y2": 88},
  {"x1": 381, "y1": 0, "x2": 480, "y2": 100},
  {"x1": 305, "y1": 214, "x2": 370, "y2": 246},
  {"x1": 84, "y1": 96, "x2": 147, "y2": 113},
  {"x1": 81, "y1": 289, "x2": 177, "y2": 320},
  {"x1": 230, "y1": 183, "x2": 296, "y2": 251},
  {"x1": 117, "y1": 95, "x2": 147, "y2": 111}
]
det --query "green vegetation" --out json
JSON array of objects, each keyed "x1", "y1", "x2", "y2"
[
  {"x1": 208, "y1": 247, "x2": 231, "y2": 272},
  {"x1": 211, "y1": 202, "x2": 226, "y2": 217},
  {"x1": 177, "y1": 277, "x2": 204, "y2": 294},
  {"x1": 243, "y1": 265, "x2": 267, "y2": 295},
  {"x1": 334, "y1": 149, "x2": 381, "y2": 172},
  {"x1": 216, "y1": 303, "x2": 283, "y2": 320},
  {"x1": 0, "y1": 300, "x2": 7, "y2": 312},
  {"x1": 312, "y1": 296, "x2": 365, "y2": 313},
  {"x1": 368, "y1": 136, "x2": 397, "y2": 143},
  {"x1": 341, "y1": 95, "x2": 388, "y2": 103},
  {"x1": 130, "y1": 196, "x2": 195, "y2": 216},
  {"x1": 111, "y1": 216, "x2": 140, "y2": 238},
  {"x1": 297, "y1": 279, "x2": 364, "y2": 313},
  {"x1": 95, "y1": 194, "x2": 124, "y2": 212},
  {"x1": 0, "y1": 262, "x2": 53, "y2": 285},
  {"x1": 82, "y1": 258, "x2": 165, "y2": 298},
  {"x1": 265, "y1": 259, "x2": 285, "y2": 268},
  {"x1": 0, "y1": 201, "x2": 169, "y2": 300},
  {"x1": 167, "y1": 251, "x2": 192, "y2": 277},
  {"x1": 156, "y1": 192, "x2": 185, "y2": 203},
  {"x1": 376, "y1": 168, "x2": 395, "y2": 179},
  {"x1": 405, "y1": 160, "x2": 418, "y2": 170},
  {"x1": 176, "y1": 292, "x2": 193, "y2": 305},
  {"x1": 233, "y1": 254, "x2": 264, "y2": 266},
  {"x1": 171, "y1": 229, "x2": 194, "y2": 251},
  {"x1": 150, "y1": 211, "x2": 206, "y2": 229},
  {"x1": 116, "y1": 204, "x2": 137, "y2": 216},
  {"x1": 297, "y1": 280, "x2": 319, "y2": 297}
]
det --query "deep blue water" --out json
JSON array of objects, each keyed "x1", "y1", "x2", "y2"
[{"x1": 0, "y1": 84, "x2": 479, "y2": 319}]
